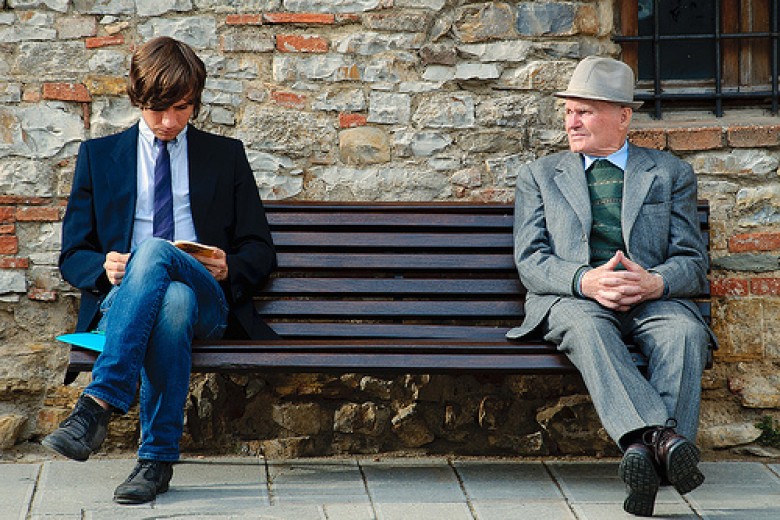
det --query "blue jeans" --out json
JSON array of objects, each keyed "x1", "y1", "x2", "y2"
[{"x1": 85, "y1": 238, "x2": 228, "y2": 461}]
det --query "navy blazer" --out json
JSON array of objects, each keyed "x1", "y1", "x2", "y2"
[{"x1": 60, "y1": 123, "x2": 278, "y2": 340}]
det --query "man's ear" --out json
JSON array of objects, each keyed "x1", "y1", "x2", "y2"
[{"x1": 621, "y1": 107, "x2": 633, "y2": 130}]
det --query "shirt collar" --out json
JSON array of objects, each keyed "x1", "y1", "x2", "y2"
[
  {"x1": 581, "y1": 140, "x2": 629, "y2": 171},
  {"x1": 138, "y1": 118, "x2": 187, "y2": 149}
]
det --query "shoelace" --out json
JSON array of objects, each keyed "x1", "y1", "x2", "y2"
[
  {"x1": 59, "y1": 401, "x2": 104, "y2": 436},
  {"x1": 641, "y1": 418, "x2": 678, "y2": 450}
]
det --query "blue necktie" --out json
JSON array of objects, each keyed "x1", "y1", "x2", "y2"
[{"x1": 153, "y1": 139, "x2": 174, "y2": 240}]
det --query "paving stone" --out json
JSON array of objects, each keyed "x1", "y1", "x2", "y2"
[
  {"x1": 375, "y1": 502, "x2": 472, "y2": 520},
  {"x1": 454, "y1": 460, "x2": 563, "y2": 500},
  {"x1": 473, "y1": 500, "x2": 576, "y2": 520},
  {"x1": 686, "y1": 462, "x2": 780, "y2": 510},
  {"x1": 572, "y1": 502, "x2": 696, "y2": 519},
  {"x1": 268, "y1": 459, "x2": 370, "y2": 505},
  {"x1": 0, "y1": 463, "x2": 38, "y2": 520},
  {"x1": 361, "y1": 458, "x2": 464, "y2": 503}
]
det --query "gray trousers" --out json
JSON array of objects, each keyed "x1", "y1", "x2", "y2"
[{"x1": 542, "y1": 298, "x2": 710, "y2": 444}]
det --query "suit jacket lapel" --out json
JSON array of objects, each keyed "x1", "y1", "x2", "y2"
[
  {"x1": 622, "y1": 144, "x2": 658, "y2": 242},
  {"x1": 553, "y1": 152, "x2": 592, "y2": 234},
  {"x1": 186, "y1": 125, "x2": 220, "y2": 237},
  {"x1": 108, "y1": 124, "x2": 138, "y2": 250}
]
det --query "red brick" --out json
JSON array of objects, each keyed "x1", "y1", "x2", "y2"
[
  {"x1": 711, "y1": 278, "x2": 750, "y2": 297},
  {"x1": 28, "y1": 288, "x2": 57, "y2": 302},
  {"x1": 0, "y1": 224, "x2": 14, "y2": 234},
  {"x1": 728, "y1": 232, "x2": 780, "y2": 253},
  {"x1": 0, "y1": 236, "x2": 18, "y2": 255},
  {"x1": 727, "y1": 125, "x2": 780, "y2": 148},
  {"x1": 667, "y1": 127, "x2": 722, "y2": 151},
  {"x1": 0, "y1": 257, "x2": 29, "y2": 269},
  {"x1": 85, "y1": 35, "x2": 124, "y2": 49},
  {"x1": 0, "y1": 196, "x2": 48, "y2": 205},
  {"x1": 16, "y1": 207, "x2": 61, "y2": 222},
  {"x1": 226, "y1": 13, "x2": 263, "y2": 25},
  {"x1": 263, "y1": 12, "x2": 335, "y2": 24},
  {"x1": 628, "y1": 128, "x2": 666, "y2": 150},
  {"x1": 276, "y1": 34, "x2": 329, "y2": 53},
  {"x1": 271, "y1": 91, "x2": 307, "y2": 109},
  {"x1": 751, "y1": 278, "x2": 780, "y2": 296},
  {"x1": 0, "y1": 206, "x2": 15, "y2": 222},
  {"x1": 339, "y1": 112, "x2": 367, "y2": 128},
  {"x1": 42, "y1": 83, "x2": 92, "y2": 103},
  {"x1": 336, "y1": 14, "x2": 361, "y2": 24}
]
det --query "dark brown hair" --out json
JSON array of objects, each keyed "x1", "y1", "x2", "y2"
[{"x1": 127, "y1": 36, "x2": 207, "y2": 117}]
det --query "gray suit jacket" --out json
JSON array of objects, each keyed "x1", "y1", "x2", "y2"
[{"x1": 506, "y1": 144, "x2": 714, "y2": 343}]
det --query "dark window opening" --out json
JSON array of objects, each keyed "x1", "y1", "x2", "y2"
[{"x1": 615, "y1": 0, "x2": 779, "y2": 118}]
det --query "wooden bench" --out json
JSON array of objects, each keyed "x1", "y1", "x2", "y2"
[{"x1": 66, "y1": 201, "x2": 711, "y2": 379}]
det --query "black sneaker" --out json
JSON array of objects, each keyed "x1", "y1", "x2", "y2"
[
  {"x1": 41, "y1": 394, "x2": 112, "y2": 462},
  {"x1": 619, "y1": 442, "x2": 661, "y2": 517},
  {"x1": 114, "y1": 460, "x2": 174, "y2": 504}
]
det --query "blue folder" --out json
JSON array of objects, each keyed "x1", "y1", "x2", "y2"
[{"x1": 56, "y1": 332, "x2": 106, "y2": 353}]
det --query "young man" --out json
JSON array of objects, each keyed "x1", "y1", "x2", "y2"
[
  {"x1": 42, "y1": 37, "x2": 277, "y2": 504},
  {"x1": 507, "y1": 56, "x2": 716, "y2": 517}
]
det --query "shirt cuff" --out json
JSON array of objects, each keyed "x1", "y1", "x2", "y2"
[{"x1": 572, "y1": 265, "x2": 590, "y2": 297}]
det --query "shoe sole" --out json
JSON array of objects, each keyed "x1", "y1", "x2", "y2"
[
  {"x1": 666, "y1": 440, "x2": 704, "y2": 495},
  {"x1": 113, "y1": 483, "x2": 169, "y2": 505},
  {"x1": 619, "y1": 451, "x2": 660, "y2": 517},
  {"x1": 41, "y1": 434, "x2": 90, "y2": 462}
]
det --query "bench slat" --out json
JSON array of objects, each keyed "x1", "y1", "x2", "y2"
[
  {"x1": 262, "y1": 278, "x2": 525, "y2": 296},
  {"x1": 271, "y1": 231, "x2": 514, "y2": 249},
  {"x1": 276, "y1": 252, "x2": 516, "y2": 271},
  {"x1": 256, "y1": 299, "x2": 524, "y2": 318}
]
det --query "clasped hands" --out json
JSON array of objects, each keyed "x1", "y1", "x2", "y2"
[
  {"x1": 580, "y1": 251, "x2": 664, "y2": 312},
  {"x1": 103, "y1": 246, "x2": 228, "y2": 285}
]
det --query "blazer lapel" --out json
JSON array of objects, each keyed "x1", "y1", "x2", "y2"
[
  {"x1": 186, "y1": 125, "x2": 220, "y2": 236},
  {"x1": 622, "y1": 144, "x2": 658, "y2": 242},
  {"x1": 553, "y1": 152, "x2": 592, "y2": 234},
  {"x1": 108, "y1": 124, "x2": 139, "y2": 250}
]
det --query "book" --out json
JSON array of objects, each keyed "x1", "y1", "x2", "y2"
[
  {"x1": 172, "y1": 240, "x2": 219, "y2": 258},
  {"x1": 56, "y1": 332, "x2": 106, "y2": 352}
]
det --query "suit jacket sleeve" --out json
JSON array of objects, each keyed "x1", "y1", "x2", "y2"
[
  {"x1": 513, "y1": 161, "x2": 587, "y2": 296},
  {"x1": 220, "y1": 139, "x2": 277, "y2": 306},
  {"x1": 59, "y1": 141, "x2": 113, "y2": 295}
]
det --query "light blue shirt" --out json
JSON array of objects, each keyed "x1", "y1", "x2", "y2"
[
  {"x1": 581, "y1": 140, "x2": 629, "y2": 172},
  {"x1": 132, "y1": 119, "x2": 198, "y2": 250}
]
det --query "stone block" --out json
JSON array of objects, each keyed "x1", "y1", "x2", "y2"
[
  {"x1": 457, "y1": 40, "x2": 531, "y2": 62},
  {"x1": 536, "y1": 394, "x2": 616, "y2": 456},
  {"x1": 14, "y1": 41, "x2": 89, "y2": 77},
  {"x1": 83, "y1": 75, "x2": 126, "y2": 96},
  {"x1": 313, "y1": 88, "x2": 366, "y2": 112},
  {"x1": 368, "y1": 91, "x2": 411, "y2": 124},
  {"x1": 9, "y1": 0, "x2": 69, "y2": 12},
  {"x1": 0, "y1": 83, "x2": 21, "y2": 103},
  {"x1": 391, "y1": 404, "x2": 434, "y2": 447},
  {"x1": 238, "y1": 105, "x2": 335, "y2": 157},
  {"x1": 712, "y1": 299, "x2": 763, "y2": 360},
  {"x1": 454, "y1": 62, "x2": 502, "y2": 80},
  {"x1": 453, "y1": 2, "x2": 517, "y2": 43},
  {"x1": 260, "y1": 436, "x2": 317, "y2": 458},
  {"x1": 362, "y1": 11, "x2": 430, "y2": 32},
  {"x1": 72, "y1": 0, "x2": 134, "y2": 15},
  {"x1": 0, "y1": 159, "x2": 55, "y2": 197},
  {"x1": 334, "y1": 32, "x2": 424, "y2": 55},
  {"x1": 413, "y1": 93, "x2": 475, "y2": 129},
  {"x1": 334, "y1": 402, "x2": 382, "y2": 435},
  {"x1": 138, "y1": 16, "x2": 217, "y2": 50},
  {"x1": 271, "y1": 90, "x2": 307, "y2": 109},
  {"x1": 393, "y1": 129, "x2": 452, "y2": 157},
  {"x1": 309, "y1": 165, "x2": 450, "y2": 200},
  {"x1": 0, "y1": 268, "x2": 25, "y2": 291},
  {"x1": 55, "y1": 15, "x2": 98, "y2": 39},
  {"x1": 273, "y1": 54, "x2": 356, "y2": 82},
  {"x1": 340, "y1": 126, "x2": 390, "y2": 165},
  {"x1": 136, "y1": 0, "x2": 192, "y2": 17},
  {"x1": 690, "y1": 149, "x2": 779, "y2": 176},
  {"x1": 629, "y1": 128, "x2": 666, "y2": 150},
  {"x1": 497, "y1": 60, "x2": 574, "y2": 90},
  {"x1": 0, "y1": 414, "x2": 27, "y2": 448},
  {"x1": 283, "y1": 0, "x2": 380, "y2": 13},
  {"x1": 272, "y1": 402, "x2": 328, "y2": 435},
  {"x1": 729, "y1": 371, "x2": 780, "y2": 408},
  {"x1": 419, "y1": 44, "x2": 457, "y2": 65},
  {"x1": 87, "y1": 49, "x2": 126, "y2": 75},
  {"x1": 516, "y1": 2, "x2": 577, "y2": 36},
  {"x1": 698, "y1": 422, "x2": 762, "y2": 449}
]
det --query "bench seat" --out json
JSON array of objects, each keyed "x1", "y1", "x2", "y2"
[{"x1": 65, "y1": 201, "x2": 711, "y2": 379}]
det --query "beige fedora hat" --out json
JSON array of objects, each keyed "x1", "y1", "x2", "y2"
[{"x1": 554, "y1": 56, "x2": 643, "y2": 109}]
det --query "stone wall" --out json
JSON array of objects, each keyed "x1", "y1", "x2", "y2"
[{"x1": 1, "y1": 1, "x2": 778, "y2": 457}]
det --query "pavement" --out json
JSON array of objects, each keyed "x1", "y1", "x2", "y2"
[{"x1": 2, "y1": 452, "x2": 780, "y2": 520}]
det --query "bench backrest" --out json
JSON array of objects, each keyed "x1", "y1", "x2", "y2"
[{"x1": 258, "y1": 202, "x2": 711, "y2": 341}]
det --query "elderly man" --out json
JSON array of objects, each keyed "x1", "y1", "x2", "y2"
[{"x1": 507, "y1": 56, "x2": 715, "y2": 517}]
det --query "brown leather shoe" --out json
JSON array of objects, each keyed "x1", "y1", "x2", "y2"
[
  {"x1": 644, "y1": 420, "x2": 704, "y2": 496},
  {"x1": 618, "y1": 443, "x2": 661, "y2": 517}
]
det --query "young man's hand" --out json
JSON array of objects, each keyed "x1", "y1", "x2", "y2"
[
  {"x1": 191, "y1": 247, "x2": 229, "y2": 281},
  {"x1": 580, "y1": 251, "x2": 663, "y2": 312},
  {"x1": 104, "y1": 251, "x2": 130, "y2": 285}
]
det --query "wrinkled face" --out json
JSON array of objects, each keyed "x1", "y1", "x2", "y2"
[
  {"x1": 564, "y1": 98, "x2": 632, "y2": 156},
  {"x1": 141, "y1": 97, "x2": 194, "y2": 141}
]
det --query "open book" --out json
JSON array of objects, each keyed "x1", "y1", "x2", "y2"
[{"x1": 172, "y1": 240, "x2": 219, "y2": 258}]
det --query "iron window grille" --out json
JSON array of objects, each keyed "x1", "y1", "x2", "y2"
[{"x1": 614, "y1": 0, "x2": 779, "y2": 119}]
